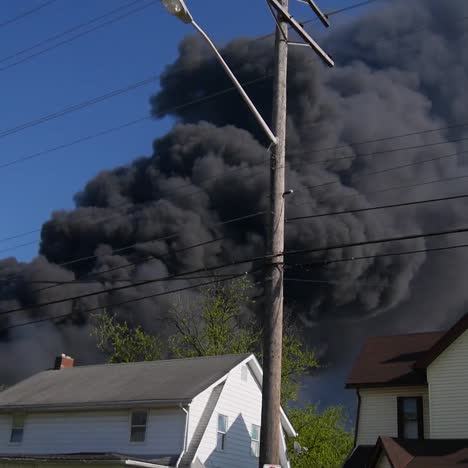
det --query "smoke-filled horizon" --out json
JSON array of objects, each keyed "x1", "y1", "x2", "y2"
[{"x1": 1, "y1": 0, "x2": 468, "y2": 406}]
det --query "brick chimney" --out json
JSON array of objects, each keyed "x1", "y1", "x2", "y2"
[{"x1": 54, "y1": 354, "x2": 74, "y2": 370}]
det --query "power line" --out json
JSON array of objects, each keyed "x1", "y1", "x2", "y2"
[
  {"x1": 0, "y1": 0, "x2": 57, "y2": 29},
  {"x1": 287, "y1": 194, "x2": 468, "y2": 222},
  {"x1": 1, "y1": 4, "x2": 466, "y2": 251},
  {"x1": 256, "y1": 0, "x2": 384, "y2": 41},
  {"x1": 0, "y1": 0, "x2": 146, "y2": 65},
  {"x1": 0, "y1": 75, "x2": 270, "y2": 171},
  {"x1": 9, "y1": 237, "x2": 468, "y2": 332},
  {"x1": 9, "y1": 236, "x2": 468, "y2": 332},
  {"x1": 3, "y1": 0, "x2": 459, "y2": 144},
  {"x1": 8, "y1": 190, "x2": 468, "y2": 291},
  {"x1": 289, "y1": 147, "x2": 468, "y2": 200},
  {"x1": 0, "y1": 229, "x2": 40, "y2": 245},
  {"x1": 5, "y1": 224, "x2": 468, "y2": 317},
  {"x1": 288, "y1": 136, "x2": 468, "y2": 168},
  {"x1": 283, "y1": 225, "x2": 468, "y2": 259},
  {"x1": 284, "y1": 276, "x2": 384, "y2": 287},
  {"x1": 0, "y1": 210, "x2": 265, "y2": 286},
  {"x1": 286, "y1": 241, "x2": 468, "y2": 269},
  {"x1": 0, "y1": 240, "x2": 38, "y2": 256},
  {"x1": 1, "y1": 271, "x2": 251, "y2": 332},
  {"x1": 0, "y1": 0, "x2": 156, "y2": 73},
  {"x1": 2, "y1": 113, "x2": 466, "y2": 250},
  {"x1": 1, "y1": 126, "x2": 466, "y2": 258},
  {"x1": 324, "y1": 0, "x2": 382, "y2": 17},
  {"x1": 0, "y1": 76, "x2": 159, "y2": 140},
  {"x1": 339, "y1": 173, "x2": 468, "y2": 203}
]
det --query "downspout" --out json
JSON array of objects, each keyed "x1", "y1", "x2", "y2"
[
  {"x1": 176, "y1": 404, "x2": 190, "y2": 467},
  {"x1": 354, "y1": 388, "x2": 361, "y2": 447}
]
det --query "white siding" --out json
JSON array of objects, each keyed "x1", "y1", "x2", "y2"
[
  {"x1": 376, "y1": 453, "x2": 392, "y2": 468},
  {"x1": 427, "y1": 328, "x2": 468, "y2": 438},
  {"x1": 356, "y1": 386, "x2": 429, "y2": 445},
  {"x1": 0, "y1": 408, "x2": 185, "y2": 456},
  {"x1": 194, "y1": 363, "x2": 289, "y2": 468},
  {"x1": 188, "y1": 387, "x2": 213, "y2": 444}
]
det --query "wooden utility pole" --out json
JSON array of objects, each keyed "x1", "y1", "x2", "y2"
[{"x1": 260, "y1": 0, "x2": 289, "y2": 465}]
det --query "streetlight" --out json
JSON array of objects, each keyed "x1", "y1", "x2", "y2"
[{"x1": 160, "y1": 0, "x2": 278, "y2": 145}]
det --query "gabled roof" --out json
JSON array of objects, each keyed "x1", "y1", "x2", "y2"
[
  {"x1": 0, "y1": 354, "x2": 250, "y2": 411},
  {"x1": 345, "y1": 332, "x2": 443, "y2": 388},
  {"x1": 415, "y1": 312, "x2": 468, "y2": 368},
  {"x1": 369, "y1": 437, "x2": 468, "y2": 467},
  {"x1": 246, "y1": 355, "x2": 297, "y2": 438},
  {"x1": 346, "y1": 312, "x2": 468, "y2": 388},
  {"x1": 342, "y1": 445, "x2": 374, "y2": 468}
]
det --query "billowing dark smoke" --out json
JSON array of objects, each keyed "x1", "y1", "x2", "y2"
[{"x1": 1, "y1": 0, "x2": 468, "y2": 397}]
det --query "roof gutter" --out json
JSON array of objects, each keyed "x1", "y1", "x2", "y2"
[
  {"x1": 353, "y1": 388, "x2": 361, "y2": 447},
  {"x1": 0, "y1": 399, "x2": 192, "y2": 413},
  {"x1": 176, "y1": 404, "x2": 190, "y2": 467},
  {"x1": 125, "y1": 461, "x2": 170, "y2": 468}
]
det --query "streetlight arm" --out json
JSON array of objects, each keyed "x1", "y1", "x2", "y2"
[{"x1": 191, "y1": 20, "x2": 278, "y2": 145}]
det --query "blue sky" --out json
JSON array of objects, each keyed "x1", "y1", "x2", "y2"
[{"x1": 0, "y1": 0, "x2": 369, "y2": 263}]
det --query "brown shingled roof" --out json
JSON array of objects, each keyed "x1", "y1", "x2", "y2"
[
  {"x1": 370, "y1": 437, "x2": 468, "y2": 467},
  {"x1": 345, "y1": 331, "x2": 443, "y2": 388},
  {"x1": 415, "y1": 312, "x2": 468, "y2": 369}
]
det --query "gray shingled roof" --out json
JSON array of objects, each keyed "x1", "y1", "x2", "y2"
[
  {"x1": 0, "y1": 453, "x2": 178, "y2": 466},
  {"x1": 0, "y1": 354, "x2": 250, "y2": 411}
]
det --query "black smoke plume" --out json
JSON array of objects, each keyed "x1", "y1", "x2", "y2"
[{"x1": 1, "y1": 0, "x2": 468, "y2": 403}]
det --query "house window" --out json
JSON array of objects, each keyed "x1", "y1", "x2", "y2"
[
  {"x1": 397, "y1": 397, "x2": 424, "y2": 439},
  {"x1": 251, "y1": 424, "x2": 260, "y2": 457},
  {"x1": 241, "y1": 365, "x2": 248, "y2": 382},
  {"x1": 217, "y1": 414, "x2": 228, "y2": 451},
  {"x1": 10, "y1": 414, "x2": 25, "y2": 444},
  {"x1": 130, "y1": 410, "x2": 148, "y2": 442}
]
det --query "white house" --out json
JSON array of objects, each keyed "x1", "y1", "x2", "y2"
[
  {"x1": 0, "y1": 353, "x2": 296, "y2": 468},
  {"x1": 343, "y1": 312, "x2": 468, "y2": 467}
]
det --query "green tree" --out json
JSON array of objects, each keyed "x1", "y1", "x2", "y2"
[
  {"x1": 288, "y1": 405, "x2": 354, "y2": 468},
  {"x1": 92, "y1": 277, "x2": 318, "y2": 402},
  {"x1": 92, "y1": 313, "x2": 162, "y2": 363},
  {"x1": 168, "y1": 277, "x2": 259, "y2": 358}
]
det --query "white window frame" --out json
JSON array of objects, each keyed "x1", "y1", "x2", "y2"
[
  {"x1": 9, "y1": 414, "x2": 25, "y2": 444},
  {"x1": 216, "y1": 414, "x2": 228, "y2": 451},
  {"x1": 129, "y1": 409, "x2": 149, "y2": 444},
  {"x1": 250, "y1": 424, "x2": 260, "y2": 457}
]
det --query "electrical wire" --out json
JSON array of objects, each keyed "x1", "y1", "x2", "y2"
[
  {"x1": 338, "y1": 173, "x2": 468, "y2": 203},
  {"x1": 0, "y1": 210, "x2": 266, "y2": 286},
  {"x1": 1, "y1": 2, "x2": 467, "y2": 255},
  {"x1": 287, "y1": 194, "x2": 468, "y2": 222},
  {"x1": 288, "y1": 136, "x2": 468, "y2": 168},
  {"x1": 0, "y1": 240, "x2": 38, "y2": 255},
  {"x1": 0, "y1": 76, "x2": 159, "y2": 140},
  {"x1": 5, "y1": 224, "x2": 468, "y2": 317},
  {"x1": 0, "y1": 0, "x2": 57, "y2": 29},
  {"x1": 1, "y1": 271, "x2": 252, "y2": 332},
  {"x1": 2, "y1": 117, "x2": 467, "y2": 250},
  {"x1": 286, "y1": 241, "x2": 468, "y2": 269},
  {"x1": 3, "y1": 0, "x2": 461, "y2": 146},
  {"x1": 283, "y1": 225, "x2": 468, "y2": 259},
  {"x1": 0, "y1": 0, "x2": 156, "y2": 73},
  {"x1": 290, "y1": 149, "x2": 468, "y2": 197},
  {"x1": 9, "y1": 238, "x2": 468, "y2": 332},
  {"x1": 0, "y1": 0, "x2": 147, "y2": 65}
]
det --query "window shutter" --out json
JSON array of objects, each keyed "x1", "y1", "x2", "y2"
[
  {"x1": 397, "y1": 397, "x2": 404, "y2": 438},
  {"x1": 416, "y1": 396, "x2": 424, "y2": 439}
]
